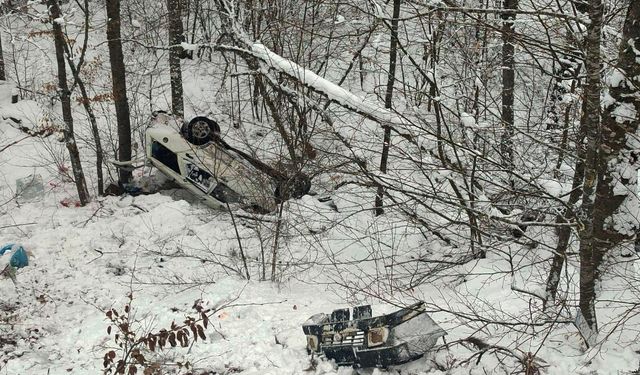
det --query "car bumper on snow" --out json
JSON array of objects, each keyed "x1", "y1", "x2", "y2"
[{"x1": 302, "y1": 302, "x2": 446, "y2": 368}]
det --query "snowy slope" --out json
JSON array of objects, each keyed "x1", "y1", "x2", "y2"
[
  {"x1": 1, "y1": 136, "x2": 639, "y2": 374},
  {"x1": 0, "y1": 2, "x2": 639, "y2": 374}
]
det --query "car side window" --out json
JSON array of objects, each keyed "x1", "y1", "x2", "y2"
[{"x1": 151, "y1": 141, "x2": 180, "y2": 174}]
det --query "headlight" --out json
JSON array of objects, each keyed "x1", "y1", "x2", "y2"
[
  {"x1": 306, "y1": 335, "x2": 319, "y2": 351},
  {"x1": 367, "y1": 327, "x2": 389, "y2": 347}
]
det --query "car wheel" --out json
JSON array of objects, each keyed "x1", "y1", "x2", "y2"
[{"x1": 183, "y1": 116, "x2": 221, "y2": 145}]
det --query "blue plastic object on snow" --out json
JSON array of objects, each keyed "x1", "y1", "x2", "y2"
[
  {"x1": 122, "y1": 183, "x2": 143, "y2": 196},
  {"x1": 0, "y1": 243, "x2": 29, "y2": 268}
]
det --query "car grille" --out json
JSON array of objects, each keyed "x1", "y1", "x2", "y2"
[{"x1": 321, "y1": 330, "x2": 365, "y2": 348}]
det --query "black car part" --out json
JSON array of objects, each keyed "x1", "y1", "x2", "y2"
[
  {"x1": 151, "y1": 141, "x2": 180, "y2": 174},
  {"x1": 182, "y1": 116, "x2": 221, "y2": 145},
  {"x1": 302, "y1": 302, "x2": 446, "y2": 368}
]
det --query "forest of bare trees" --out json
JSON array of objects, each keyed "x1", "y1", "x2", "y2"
[{"x1": 0, "y1": 0, "x2": 638, "y2": 373}]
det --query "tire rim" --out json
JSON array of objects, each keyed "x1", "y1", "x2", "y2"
[{"x1": 192, "y1": 120, "x2": 210, "y2": 139}]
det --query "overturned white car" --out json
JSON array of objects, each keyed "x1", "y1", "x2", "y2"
[{"x1": 144, "y1": 115, "x2": 310, "y2": 212}]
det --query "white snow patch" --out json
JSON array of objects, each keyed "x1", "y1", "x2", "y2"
[
  {"x1": 605, "y1": 131, "x2": 640, "y2": 236},
  {"x1": 370, "y1": 1, "x2": 385, "y2": 18},
  {"x1": 460, "y1": 112, "x2": 476, "y2": 127},
  {"x1": 0, "y1": 80, "x2": 15, "y2": 104},
  {"x1": 606, "y1": 68, "x2": 627, "y2": 88},
  {"x1": 426, "y1": 70, "x2": 435, "y2": 83},
  {"x1": 611, "y1": 102, "x2": 637, "y2": 123},
  {"x1": 181, "y1": 42, "x2": 198, "y2": 51},
  {"x1": 474, "y1": 77, "x2": 483, "y2": 89},
  {"x1": 539, "y1": 178, "x2": 570, "y2": 198},
  {"x1": 561, "y1": 92, "x2": 578, "y2": 104},
  {"x1": 602, "y1": 91, "x2": 616, "y2": 108},
  {"x1": 0, "y1": 100, "x2": 49, "y2": 130}
]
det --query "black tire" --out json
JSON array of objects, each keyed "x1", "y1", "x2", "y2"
[
  {"x1": 275, "y1": 173, "x2": 311, "y2": 201},
  {"x1": 182, "y1": 116, "x2": 221, "y2": 145},
  {"x1": 291, "y1": 173, "x2": 312, "y2": 198}
]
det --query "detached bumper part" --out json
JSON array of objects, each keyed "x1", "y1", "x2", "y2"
[{"x1": 302, "y1": 302, "x2": 446, "y2": 368}]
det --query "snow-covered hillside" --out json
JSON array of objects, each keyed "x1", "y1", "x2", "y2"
[
  {"x1": 0, "y1": 102, "x2": 638, "y2": 375},
  {"x1": 1, "y1": 0, "x2": 639, "y2": 374}
]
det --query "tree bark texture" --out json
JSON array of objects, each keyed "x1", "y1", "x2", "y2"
[
  {"x1": 49, "y1": 0, "x2": 90, "y2": 205},
  {"x1": 546, "y1": 53, "x2": 587, "y2": 305},
  {"x1": 544, "y1": 126, "x2": 586, "y2": 304},
  {"x1": 63, "y1": 0, "x2": 104, "y2": 196},
  {"x1": 578, "y1": 0, "x2": 640, "y2": 341},
  {"x1": 106, "y1": 0, "x2": 133, "y2": 184},
  {"x1": 167, "y1": 0, "x2": 185, "y2": 119},
  {"x1": 0, "y1": 31, "x2": 5, "y2": 81},
  {"x1": 375, "y1": 0, "x2": 401, "y2": 216},
  {"x1": 500, "y1": 0, "x2": 518, "y2": 171},
  {"x1": 66, "y1": 62, "x2": 104, "y2": 196},
  {"x1": 594, "y1": 0, "x2": 640, "y2": 248},
  {"x1": 577, "y1": 0, "x2": 604, "y2": 338}
]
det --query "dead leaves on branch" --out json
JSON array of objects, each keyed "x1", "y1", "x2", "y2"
[{"x1": 102, "y1": 296, "x2": 213, "y2": 375}]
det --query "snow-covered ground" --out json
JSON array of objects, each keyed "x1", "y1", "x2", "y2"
[
  {"x1": 1, "y1": 104, "x2": 640, "y2": 375},
  {"x1": 0, "y1": 2, "x2": 639, "y2": 373}
]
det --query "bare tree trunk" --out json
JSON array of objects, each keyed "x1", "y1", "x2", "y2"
[
  {"x1": 167, "y1": 0, "x2": 185, "y2": 119},
  {"x1": 596, "y1": 0, "x2": 639, "y2": 248},
  {"x1": 271, "y1": 202, "x2": 284, "y2": 282},
  {"x1": 0, "y1": 31, "x2": 5, "y2": 81},
  {"x1": 545, "y1": 44, "x2": 585, "y2": 306},
  {"x1": 577, "y1": 0, "x2": 603, "y2": 342},
  {"x1": 544, "y1": 125, "x2": 585, "y2": 304},
  {"x1": 63, "y1": 0, "x2": 104, "y2": 196},
  {"x1": 76, "y1": 79, "x2": 104, "y2": 196},
  {"x1": 553, "y1": 73, "x2": 580, "y2": 177},
  {"x1": 106, "y1": 0, "x2": 133, "y2": 184},
  {"x1": 585, "y1": 0, "x2": 640, "y2": 322},
  {"x1": 500, "y1": 0, "x2": 518, "y2": 170},
  {"x1": 375, "y1": 0, "x2": 401, "y2": 216},
  {"x1": 49, "y1": 0, "x2": 90, "y2": 205}
]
